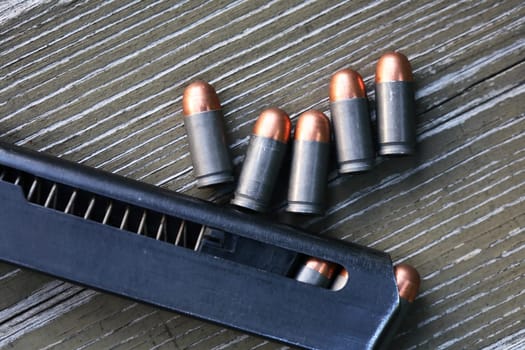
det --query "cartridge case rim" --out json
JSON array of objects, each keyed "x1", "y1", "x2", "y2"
[
  {"x1": 197, "y1": 172, "x2": 235, "y2": 187},
  {"x1": 286, "y1": 201, "x2": 324, "y2": 215},
  {"x1": 338, "y1": 159, "x2": 375, "y2": 173},
  {"x1": 378, "y1": 144, "x2": 415, "y2": 156},
  {"x1": 231, "y1": 193, "x2": 269, "y2": 212}
]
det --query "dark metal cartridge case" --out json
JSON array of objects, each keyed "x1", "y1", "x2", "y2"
[
  {"x1": 182, "y1": 81, "x2": 233, "y2": 187},
  {"x1": 286, "y1": 110, "x2": 330, "y2": 215},
  {"x1": 295, "y1": 257, "x2": 337, "y2": 288},
  {"x1": 232, "y1": 108, "x2": 291, "y2": 212},
  {"x1": 375, "y1": 52, "x2": 416, "y2": 156},
  {"x1": 330, "y1": 69, "x2": 374, "y2": 173}
]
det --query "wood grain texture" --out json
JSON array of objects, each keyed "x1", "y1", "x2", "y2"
[{"x1": 0, "y1": 0, "x2": 524, "y2": 349}]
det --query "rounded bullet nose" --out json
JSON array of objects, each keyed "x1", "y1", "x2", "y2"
[
  {"x1": 375, "y1": 51, "x2": 414, "y2": 83},
  {"x1": 394, "y1": 263, "x2": 421, "y2": 302},
  {"x1": 331, "y1": 268, "x2": 349, "y2": 291},
  {"x1": 304, "y1": 258, "x2": 337, "y2": 279},
  {"x1": 329, "y1": 69, "x2": 367, "y2": 101},
  {"x1": 182, "y1": 80, "x2": 222, "y2": 116},
  {"x1": 253, "y1": 107, "x2": 291, "y2": 143},
  {"x1": 294, "y1": 110, "x2": 331, "y2": 143}
]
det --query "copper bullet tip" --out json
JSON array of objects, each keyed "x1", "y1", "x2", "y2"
[
  {"x1": 394, "y1": 263, "x2": 421, "y2": 303},
  {"x1": 182, "y1": 80, "x2": 222, "y2": 116},
  {"x1": 329, "y1": 69, "x2": 367, "y2": 101},
  {"x1": 253, "y1": 108, "x2": 291, "y2": 143},
  {"x1": 375, "y1": 51, "x2": 414, "y2": 83},
  {"x1": 304, "y1": 257, "x2": 337, "y2": 279},
  {"x1": 294, "y1": 110, "x2": 330, "y2": 143}
]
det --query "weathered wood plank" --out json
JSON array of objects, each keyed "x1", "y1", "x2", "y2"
[
  {"x1": 0, "y1": 0, "x2": 523, "y2": 349},
  {"x1": 0, "y1": 268, "x2": 52, "y2": 311}
]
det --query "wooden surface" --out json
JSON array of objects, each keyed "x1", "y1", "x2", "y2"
[{"x1": 0, "y1": 0, "x2": 524, "y2": 349}]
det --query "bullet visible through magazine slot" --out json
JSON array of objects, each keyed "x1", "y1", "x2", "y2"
[{"x1": 0, "y1": 165, "x2": 345, "y2": 289}]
